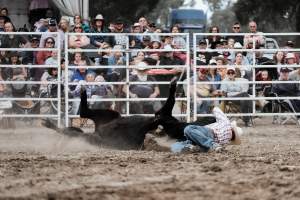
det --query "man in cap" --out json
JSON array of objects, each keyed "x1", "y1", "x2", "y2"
[
  {"x1": 39, "y1": 18, "x2": 64, "y2": 49},
  {"x1": 272, "y1": 67, "x2": 300, "y2": 115},
  {"x1": 111, "y1": 17, "x2": 128, "y2": 48},
  {"x1": 220, "y1": 67, "x2": 252, "y2": 127}
]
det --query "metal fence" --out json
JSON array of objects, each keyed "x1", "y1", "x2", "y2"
[
  {"x1": 0, "y1": 32, "x2": 61, "y2": 127},
  {"x1": 64, "y1": 32, "x2": 191, "y2": 127},
  {"x1": 1, "y1": 32, "x2": 300, "y2": 128},
  {"x1": 193, "y1": 33, "x2": 300, "y2": 125}
]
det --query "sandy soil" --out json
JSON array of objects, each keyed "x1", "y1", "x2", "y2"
[{"x1": 0, "y1": 118, "x2": 300, "y2": 200}]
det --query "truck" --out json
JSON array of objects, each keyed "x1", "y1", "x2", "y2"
[{"x1": 168, "y1": 9, "x2": 207, "y2": 48}]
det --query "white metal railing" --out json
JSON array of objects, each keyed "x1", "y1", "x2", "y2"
[
  {"x1": 64, "y1": 33, "x2": 190, "y2": 127},
  {"x1": 1, "y1": 32, "x2": 300, "y2": 128},
  {"x1": 193, "y1": 33, "x2": 300, "y2": 124},
  {"x1": 0, "y1": 32, "x2": 61, "y2": 127}
]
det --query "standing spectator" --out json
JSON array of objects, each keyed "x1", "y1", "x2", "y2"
[
  {"x1": 39, "y1": 19, "x2": 64, "y2": 49},
  {"x1": 244, "y1": 21, "x2": 264, "y2": 48},
  {"x1": 138, "y1": 16, "x2": 149, "y2": 32},
  {"x1": 227, "y1": 22, "x2": 243, "y2": 46},
  {"x1": 207, "y1": 26, "x2": 222, "y2": 49},
  {"x1": 90, "y1": 14, "x2": 107, "y2": 48}
]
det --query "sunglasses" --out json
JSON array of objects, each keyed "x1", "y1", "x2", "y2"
[
  {"x1": 233, "y1": 26, "x2": 240, "y2": 29},
  {"x1": 227, "y1": 71, "x2": 235, "y2": 75},
  {"x1": 46, "y1": 41, "x2": 54, "y2": 44}
]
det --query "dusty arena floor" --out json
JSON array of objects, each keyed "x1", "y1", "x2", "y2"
[{"x1": 0, "y1": 118, "x2": 300, "y2": 200}]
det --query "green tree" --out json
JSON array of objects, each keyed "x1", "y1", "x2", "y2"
[
  {"x1": 89, "y1": 0, "x2": 184, "y2": 27},
  {"x1": 233, "y1": 0, "x2": 300, "y2": 33}
]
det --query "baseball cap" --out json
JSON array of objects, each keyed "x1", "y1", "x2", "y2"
[
  {"x1": 280, "y1": 67, "x2": 292, "y2": 73},
  {"x1": 48, "y1": 19, "x2": 57, "y2": 26}
]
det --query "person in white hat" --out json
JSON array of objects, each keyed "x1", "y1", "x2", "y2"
[
  {"x1": 90, "y1": 14, "x2": 106, "y2": 48},
  {"x1": 285, "y1": 53, "x2": 297, "y2": 65},
  {"x1": 181, "y1": 106, "x2": 243, "y2": 152}
]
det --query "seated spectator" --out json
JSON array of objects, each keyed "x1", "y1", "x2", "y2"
[
  {"x1": 141, "y1": 35, "x2": 151, "y2": 49},
  {"x1": 73, "y1": 15, "x2": 89, "y2": 33},
  {"x1": 3, "y1": 51, "x2": 27, "y2": 81},
  {"x1": 58, "y1": 17, "x2": 70, "y2": 33},
  {"x1": 255, "y1": 70, "x2": 272, "y2": 110},
  {"x1": 272, "y1": 67, "x2": 300, "y2": 114},
  {"x1": 0, "y1": 16, "x2": 7, "y2": 32},
  {"x1": 207, "y1": 63, "x2": 222, "y2": 90},
  {"x1": 39, "y1": 19, "x2": 64, "y2": 49},
  {"x1": 71, "y1": 60, "x2": 89, "y2": 82},
  {"x1": 273, "y1": 51, "x2": 285, "y2": 75},
  {"x1": 45, "y1": 50, "x2": 58, "y2": 66},
  {"x1": 90, "y1": 14, "x2": 107, "y2": 48},
  {"x1": 68, "y1": 24, "x2": 90, "y2": 48},
  {"x1": 0, "y1": 8, "x2": 11, "y2": 22},
  {"x1": 22, "y1": 36, "x2": 40, "y2": 66},
  {"x1": 129, "y1": 23, "x2": 143, "y2": 49},
  {"x1": 188, "y1": 68, "x2": 217, "y2": 114},
  {"x1": 40, "y1": 67, "x2": 58, "y2": 93},
  {"x1": 289, "y1": 67, "x2": 300, "y2": 85},
  {"x1": 196, "y1": 39, "x2": 211, "y2": 65},
  {"x1": 0, "y1": 21, "x2": 28, "y2": 48},
  {"x1": 220, "y1": 67, "x2": 252, "y2": 127},
  {"x1": 234, "y1": 52, "x2": 251, "y2": 80},
  {"x1": 111, "y1": 18, "x2": 128, "y2": 48},
  {"x1": 124, "y1": 62, "x2": 160, "y2": 114},
  {"x1": 285, "y1": 53, "x2": 297, "y2": 65},
  {"x1": 150, "y1": 40, "x2": 162, "y2": 50},
  {"x1": 107, "y1": 45, "x2": 126, "y2": 81},
  {"x1": 207, "y1": 26, "x2": 222, "y2": 49}
]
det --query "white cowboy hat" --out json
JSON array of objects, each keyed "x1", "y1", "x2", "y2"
[
  {"x1": 136, "y1": 61, "x2": 148, "y2": 71},
  {"x1": 230, "y1": 121, "x2": 243, "y2": 145},
  {"x1": 95, "y1": 14, "x2": 104, "y2": 20}
]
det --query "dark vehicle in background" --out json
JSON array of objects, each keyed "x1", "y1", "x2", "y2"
[{"x1": 168, "y1": 9, "x2": 207, "y2": 47}]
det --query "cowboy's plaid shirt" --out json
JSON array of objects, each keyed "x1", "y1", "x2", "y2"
[{"x1": 206, "y1": 107, "x2": 232, "y2": 145}]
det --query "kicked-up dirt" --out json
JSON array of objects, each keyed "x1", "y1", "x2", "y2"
[{"x1": 0, "y1": 118, "x2": 300, "y2": 200}]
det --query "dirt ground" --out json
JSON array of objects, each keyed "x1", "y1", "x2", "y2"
[{"x1": 0, "y1": 118, "x2": 300, "y2": 200}]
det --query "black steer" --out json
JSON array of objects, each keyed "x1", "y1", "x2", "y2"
[{"x1": 43, "y1": 78, "x2": 215, "y2": 150}]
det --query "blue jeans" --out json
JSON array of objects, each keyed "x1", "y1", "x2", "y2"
[{"x1": 184, "y1": 125, "x2": 214, "y2": 150}]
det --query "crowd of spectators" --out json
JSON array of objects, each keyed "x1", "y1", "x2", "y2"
[{"x1": 0, "y1": 6, "x2": 299, "y2": 125}]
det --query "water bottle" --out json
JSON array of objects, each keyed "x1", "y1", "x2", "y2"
[{"x1": 95, "y1": 58, "x2": 100, "y2": 66}]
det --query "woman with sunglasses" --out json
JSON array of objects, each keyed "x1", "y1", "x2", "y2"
[{"x1": 34, "y1": 37, "x2": 55, "y2": 82}]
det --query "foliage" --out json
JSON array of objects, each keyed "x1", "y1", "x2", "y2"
[
  {"x1": 89, "y1": 0, "x2": 184, "y2": 27},
  {"x1": 233, "y1": 0, "x2": 300, "y2": 32},
  {"x1": 89, "y1": 0, "x2": 160, "y2": 25}
]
